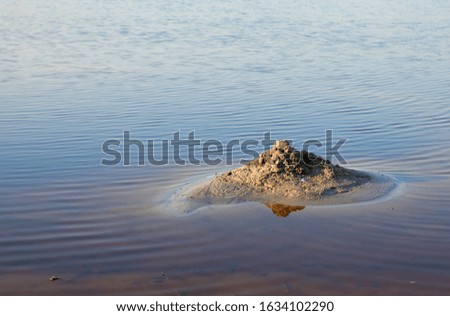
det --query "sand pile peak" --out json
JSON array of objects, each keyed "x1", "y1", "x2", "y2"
[{"x1": 247, "y1": 139, "x2": 333, "y2": 178}]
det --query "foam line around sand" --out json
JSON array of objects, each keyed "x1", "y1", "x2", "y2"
[{"x1": 163, "y1": 140, "x2": 397, "y2": 214}]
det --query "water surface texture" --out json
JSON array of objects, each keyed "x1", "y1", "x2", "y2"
[{"x1": 1, "y1": 0, "x2": 450, "y2": 295}]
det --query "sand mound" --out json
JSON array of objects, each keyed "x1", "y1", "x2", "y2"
[{"x1": 189, "y1": 140, "x2": 371, "y2": 203}]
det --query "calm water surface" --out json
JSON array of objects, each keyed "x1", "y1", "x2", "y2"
[{"x1": 1, "y1": 0, "x2": 450, "y2": 294}]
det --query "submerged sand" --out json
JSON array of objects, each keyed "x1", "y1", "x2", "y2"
[{"x1": 188, "y1": 140, "x2": 372, "y2": 204}]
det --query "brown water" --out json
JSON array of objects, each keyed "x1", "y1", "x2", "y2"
[{"x1": 1, "y1": 0, "x2": 450, "y2": 295}]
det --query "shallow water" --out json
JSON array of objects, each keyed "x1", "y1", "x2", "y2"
[{"x1": 1, "y1": 0, "x2": 450, "y2": 295}]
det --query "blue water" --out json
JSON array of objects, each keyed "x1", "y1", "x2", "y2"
[{"x1": 0, "y1": 0, "x2": 449, "y2": 294}]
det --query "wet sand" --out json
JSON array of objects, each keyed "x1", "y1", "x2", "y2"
[
  {"x1": 163, "y1": 139, "x2": 398, "y2": 216},
  {"x1": 167, "y1": 168, "x2": 396, "y2": 215}
]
